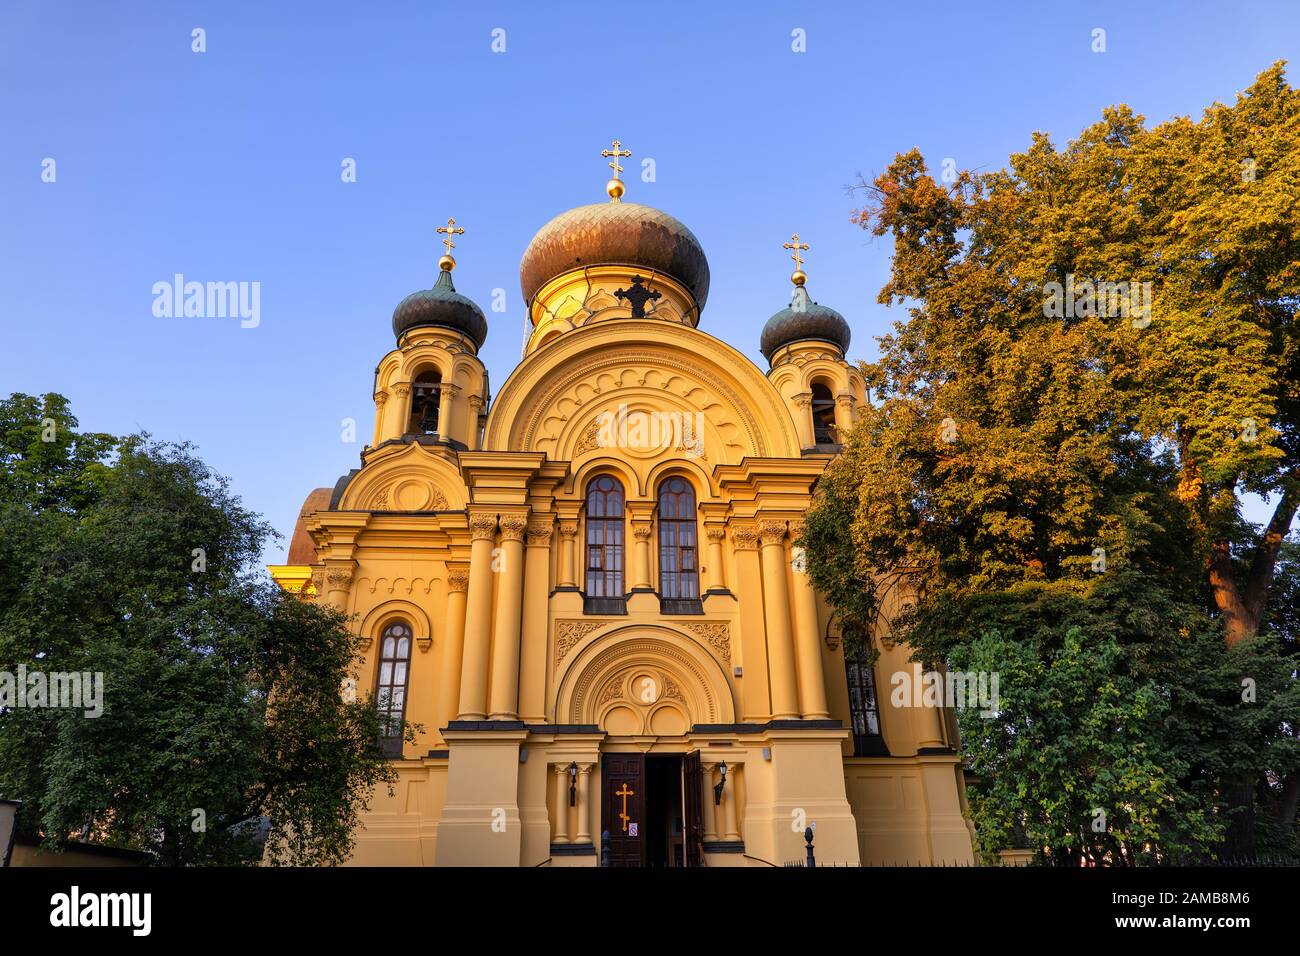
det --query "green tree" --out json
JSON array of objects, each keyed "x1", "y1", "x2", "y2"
[
  {"x1": 802, "y1": 63, "x2": 1300, "y2": 861},
  {"x1": 0, "y1": 392, "x2": 407, "y2": 865}
]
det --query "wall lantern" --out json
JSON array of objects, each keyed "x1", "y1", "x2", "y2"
[
  {"x1": 713, "y1": 761, "x2": 728, "y2": 806},
  {"x1": 568, "y1": 761, "x2": 579, "y2": 807}
]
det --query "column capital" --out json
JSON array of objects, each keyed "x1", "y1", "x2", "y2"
[
  {"x1": 446, "y1": 565, "x2": 470, "y2": 593},
  {"x1": 757, "y1": 518, "x2": 788, "y2": 547},
  {"x1": 705, "y1": 526, "x2": 726, "y2": 542},
  {"x1": 632, "y1": 521, "x2": 653, "y2": 541},
  {"x1": 392, "y1": 382, "x2": 411, "y2": 397},
  {"x1": 469, "y1": 511, "x2": 499, "y2": 540},
  {"x1": 730, "y1": 522, "x2": 759, "y2": 551},
  {"x1": 325, "y1": 563, "x2": 355, "y2": 589},
  {"x1": 526, "y1": 514, "x2": 555, "y2": 546},
  {"x1": 499, "y1": 513, "x2": 529, "y2": 542},
  {"x1": 374, "y1": 390, "x2": 388, "y2": 406},
  {"x1": 558, "y1": 521, "x2": 579, "y2": 539}
]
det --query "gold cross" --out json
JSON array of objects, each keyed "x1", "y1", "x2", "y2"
[
  {"x1": 601, "y1": 139, "x2": 632, "y2": 180},
  {"x1": 436, "y1": 217, "x2": 465, "y2": 256},
  {"x1": 783, "y1": 233, "x2": 810, "y2": 272},
  {"x1": 615, "y1": 782, "x2": 635, "y2": 833}
]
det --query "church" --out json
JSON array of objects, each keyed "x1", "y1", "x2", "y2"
[{"x1": 269, "y1": 142, "x2": 977, "y2": 867}]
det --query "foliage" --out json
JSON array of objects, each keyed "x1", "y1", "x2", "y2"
[
  {"x1": 802, "y1": 63, "x2": 1300, "y2": 861},
  {"x1": 0, "y1": 392, "x2": 404, "y2": 865}
]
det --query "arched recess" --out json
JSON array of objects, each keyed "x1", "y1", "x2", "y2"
[
  {"x1": 357, "y1": 599, "x2": 433, "y2": 655},
  {"x1": 554, "y1": 624, "x2": 737, "y2": 731},
  {"x1": 483, "y1": 321, "x2": 800, "y2": 459},
  {"x1": 339, "y1": 442, "x2": 468, "y2": 512},
  {"x1": 645, "y1": 458, "x2": 714, "y2": 501}
]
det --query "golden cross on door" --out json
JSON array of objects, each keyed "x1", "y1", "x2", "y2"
[
  {"x1": 615, "y1": 782, "x2": 635, "y2": 833},
  {"x1": 436, "y1": 217, "x2": 465, "y2": 256},
  {"x1": 602, "y1": 139, "x2": 632, "y2": 180},
  {"x1": 783, "y1": 233, "x2": 810, "y2": 272}
]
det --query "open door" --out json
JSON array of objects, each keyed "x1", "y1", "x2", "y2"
[
  {"x1": 682, "y1": 750, "x2": 704, "y2": 867},
  {"x1": 601, "y1": 753, "x2": 645, "y2": 867}
]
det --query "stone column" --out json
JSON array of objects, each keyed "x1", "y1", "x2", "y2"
[
  {"x1": 437, "y1": 383, "x2": 456, "y2": 443},
  {"x1": 488, "y1": 513, "x2": 529, "y2": 720},
  {"x1": 704, "y1": 526, "x2": 726, "y2": 591},
  {"x1": 323, "y1": 563, "x2": 354, "y2": 612},
  {"x1": 467, "y1": 395, "x2": 485, "y2": 451},
  {"x1": 701, "y1": 762, "x2": 719, "y2": 841},
  {"x1": 576, "y1": 763, "x2": 594, "y2": 844},
  {"x1": 721, "y1": 766, "x2": 741, "y2": 841},
  {"x1": 631, "y1": 516, "x2": 653, "y2": 590},
  {"x1": 436, "y1": 566, "x2": 470, "y2": 745},
  {"x1": 457, "y1": 512, "x2": 498, "y2": 720},
  {"x1": 390, "y1": 383, "x2": 411, "y2": 440},
  {"x1": 557, "y1": 521, "x2": 578, "y2": 587},
  {"x1": 518, "y1": 516, "x2": 554, "y2": 722},
  {"x1": 552, "y1": 765, "x2": 570, "y2": 845},
  {"x1": 791, "y1": 392, "x2": 814, "y2": 449},
  {"x1": 834, "y1": 393, "x2": 855, "y2": 441},
  {"x1": 371, "y1": 389, "x2": 388, "y2": 447},
  {"x1": 759, "y1": 519, "x2": 800, "y2": 720},
  {"x1": 789, "y1": 529, "x2": 830, "y2": 720}
]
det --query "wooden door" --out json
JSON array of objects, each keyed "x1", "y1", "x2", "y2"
[
  {"x1": 682, "y1": 750, "x2": 704, "y2": 867},
  {"x1": 601, "y1": 753, "x2": 645, "y2": 867}
]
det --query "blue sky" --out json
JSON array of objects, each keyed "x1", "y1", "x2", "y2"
[{"x1": 1, "y1": 1, "x2": 1295, "y2": 561}]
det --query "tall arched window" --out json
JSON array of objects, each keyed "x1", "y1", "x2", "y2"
[
  {"x1": 810, "y1": 381, "x2": 837, "y2": 445},
  {"x1": 845, "y1": 641, "x2": 887, "y2": 756},
  {"x1": 585, "y1": 476, "x2": 625, "y2": 613},
  {"x1": 376, "y1": 621, "x2": 412, "y2": 757},
  {"x1": 407, "y1": 371, "x2": 441, "y2": 436},
  {"x1": 658, "y1": 477, "x2": 700, "y2": 613}
]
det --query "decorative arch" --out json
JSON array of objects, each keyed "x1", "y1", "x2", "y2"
[
  {"x1": 645, "y1": 458, "x2": 714, "y2": 500},
  {"x1": 554, "y1": 624, "x2": 736, "y2": 730},
  {"x1": 339, "y1": 442, "x2": 467, "y2": 512},
  {"x1": 357, "y1": 599, "x2": 433, "y2": 655},
  {"x1": 568, "y1": 455, "x2": 642, "y2": 499},
  {"x1": 484, "y1": 321, "x2": 800, "y2": 459}
]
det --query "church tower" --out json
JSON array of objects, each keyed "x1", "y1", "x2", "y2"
[{"x1": 270, "y1": 143, "x2": 976, "y2": 868}]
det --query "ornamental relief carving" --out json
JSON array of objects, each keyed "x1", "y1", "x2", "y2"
[
  {"x1": 364, "y1": 479, "x2": 449, "y2": 512},
  {"x1": 554, "y1": 620, "x2": 605, "y2": 670},
  {"x1": 510, "y1": 349, "x2": 778, "y2": 460},
  {"x1": 683, "y1": 621, "x2": 732, "y2": 663}
]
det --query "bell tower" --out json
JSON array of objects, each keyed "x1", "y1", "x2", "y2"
[{"x1": 371, "y1": 218, "x2": 491, "y2": 453}]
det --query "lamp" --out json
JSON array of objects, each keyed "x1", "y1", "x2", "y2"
[
  {"x1": 568, "y1": 761, "x2": 579, "y2": 807},
  {"x1": 713, "y1": 761, "x2": 727, "y2": 806}
]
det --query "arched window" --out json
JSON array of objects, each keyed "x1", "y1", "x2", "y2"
[
  {"x1": 810, "y1": 381, "x2": 837, "y2": 445},
  {"x1": 584, "y1": 476, "x2": 625, "y2": 613},
  {"x1": 376, "y1": 621, "x2": 412, "y2": 757},
  {"x1": 844, "y1": 642, "x2": 887, "y2": 756},
  {"x1": 658, "y1": 477, "x2": 700, "y2": 613},
  {"x1": 407, "y1": 371, "x2": 441, "y2": 436}
]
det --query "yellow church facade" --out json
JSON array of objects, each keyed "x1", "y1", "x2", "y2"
[{"x1": 269, "y1": 147, "x2": 976, "y2": 867}]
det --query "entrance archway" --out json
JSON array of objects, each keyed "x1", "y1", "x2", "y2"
[{"x1": 554, "y1": 624, "x2": 736, "y2": 731}]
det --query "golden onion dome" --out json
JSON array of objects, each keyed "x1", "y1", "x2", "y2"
[{"x1": 518, "y1": 201, "x2": 711, "y2": 315}]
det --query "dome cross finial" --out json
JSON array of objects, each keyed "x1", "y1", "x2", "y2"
[
  {"x1": 436, "y1": 217, "x2": 466, "y2": 271},
  {"x1": 783, "y1": 233, "x2": 810, "y2": 286},
  {"x1": 601, "y1": 139, "x2": 632, "y2": 202}
]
